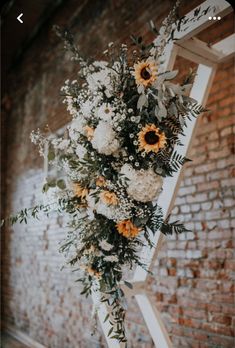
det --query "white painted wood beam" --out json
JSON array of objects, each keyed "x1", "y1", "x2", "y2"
[
  {"x1": 92, "y1": 2, "x2": 233, "y2": 347},
  {"x1": 177, "y1": 37, "x2": 222, "y2": 66},
  {"x1": 171, "y1": 0, "x2": 233, "y2": 43},
  {"x1": 135, "y1": 294, "x2": 173, "y2": 348},
  {"x1": 213, "y1": 33, "x2": 235, "y2": 62},
  {"x1": 120, "y1": 281, "x2": 145, "y2": 298},
  {"x1": 133, "y1": 63, "x2": 215, "y2": 284},
  {"x1": 177, "y1": 34, "x2": 235, "y2": 67}
]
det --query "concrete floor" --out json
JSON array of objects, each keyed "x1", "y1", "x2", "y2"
[{"x1": 1, "y1": 333, "x2": 29, "y2": 348}]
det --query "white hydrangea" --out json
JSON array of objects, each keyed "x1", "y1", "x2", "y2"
[
  {"x1": 91, "y1": 121, "x2": 120, "y2": 155},
  {"x1": 120, "y1": 164, "x2": 163, "y2": 203},
  {"x1": 99, "y1": 240, "x2": 113, "y2": 251}
]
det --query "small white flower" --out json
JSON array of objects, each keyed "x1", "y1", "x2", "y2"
[
  {"x1": 57, "y1": 139, "x2": 70, "y2": 150},
  {"x1": 97, "y1": 103, "x2": 114, "y2": 121},
  {"x1": 75, "y1": 144, "x2": 87, "y2": 159},
  {"x1": 80, "y1": 100, "x2": 93, "y2": 117},
  {"x1": 104, "y1": 255, "x2": 119, "y2": 262},
  {"x1": 99, "y1": 240, "x2": 113, "y2": 251},
  {"x1": 68, "y1": 117, "x2": 86, "y2": 140}
]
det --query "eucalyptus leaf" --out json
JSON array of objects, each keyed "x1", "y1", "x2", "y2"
[
  {"x1": 42, "y1": 183, "x2": 49, "y2": 193},
  {"x1": 162, "y1": 70, "x2": 178, "y2": 80},
  {"x1": 137, "y1": 93, "x2": 147, "y2": 110},
  {"x1": 124, "y1": 281, "x2": 133, "y2": 289},
  {"x1": 48, "y1": 150, "x2": 55, "y2": 161},
  {"x1": 158, "y1": 104, "x2": 167, "y2": 119},
  {"x1": 57, "y1": 179, "x2": 66, "y2": 190}
]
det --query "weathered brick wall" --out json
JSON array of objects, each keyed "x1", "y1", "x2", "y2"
[
  {"x1": 149, "y1": 57, "x2": 235, "y2": 348},
  {"x1": 1, "y1": 1, "x2": 234, "y2": 347}
]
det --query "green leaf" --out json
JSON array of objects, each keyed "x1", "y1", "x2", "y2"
[
  {"x1": 48, "y1": 179, "x2": 56, "y2": 187},
  {"x1": 57, "y1": 179, "x2": 66, "y2": 190},
  {"x1": 42, "y1": 183, "x2": 49, "y2": 193},
  {"x1": 108, "y1": 327, "x2": 113, "y2": 337},
  {"x1": 161, "y1": 219, "x2": 190, "y2": 235},
  {"x1": 104, "y1": 314, "x2": 109, "y2": 323},
  {"x1": 48, "y1": 150, "x2": 55, "y2": 161},
  {"x1": 124, "y1": 281, "x2": 133, "y2": 289}
]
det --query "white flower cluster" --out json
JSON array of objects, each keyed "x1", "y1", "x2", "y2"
[
  {"x1": 120, "y1": 164, "x2": 163, "y2": 203},
  {"x1": 91, "y1": 121, "x2": 120, "y2": 156},
  {"x1": 86, "y1": 190, "x2": 131, "y2": 222}
]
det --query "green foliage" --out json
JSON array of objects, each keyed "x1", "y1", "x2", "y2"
[
  {"x1": 161, "y1": 219, "x2": 190, "y2": 235},
  {"x1": 4, "y1": 1, "x2": 210, "y2": 344}
]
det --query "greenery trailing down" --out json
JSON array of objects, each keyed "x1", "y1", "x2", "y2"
[{"x1": 2, "y1": 1, "x2": 210, "y2": 344}]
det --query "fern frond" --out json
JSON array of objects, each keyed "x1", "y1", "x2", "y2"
[{"x1": 161, "y1": 220, "x2": 190, "y2": 235}]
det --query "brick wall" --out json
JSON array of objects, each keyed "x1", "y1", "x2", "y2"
[{"x1": 1, "y1": 1, "x2": 234, "y2": 347}]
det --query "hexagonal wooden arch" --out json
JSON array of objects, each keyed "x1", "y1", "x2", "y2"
[{"x1": 91, "y1": 1, "x2": 234, "y2": 347}]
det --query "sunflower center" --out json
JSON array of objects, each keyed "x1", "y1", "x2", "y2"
[
  {"x1": 144, "y1": 131, "x2": 159, "y2": 145},
  {"x1": 140, "y1": 67, "x2": 151, "y2": 80}
]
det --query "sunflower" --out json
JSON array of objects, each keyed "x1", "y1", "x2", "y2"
[
  {"x1": 138, "y1": 124, "x2": 166, "y2": 153},
  {"x1": 116, "y1": 220, "x2": 141, "y2": 238},
  {"x1": 100, "y1": 190, "x2": 118, "y2": 205},
  {"x1": 73, "y1": 182, "x2": 88, "y2": 199},
  {"x1": 133, "y1": 60, "x2": 157, "y2": 87},
  {"x1": 84, "y1": 125, "x2": 94, "y2": 140}
]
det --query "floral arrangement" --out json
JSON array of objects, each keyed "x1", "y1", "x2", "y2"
[{"x1": 4, "y1": 2, "x2": 210, "y2": 344}]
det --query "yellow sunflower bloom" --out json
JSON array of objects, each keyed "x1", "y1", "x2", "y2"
[
  {"x1": 116, "y1": 220, "x2": 141, "y2": 238},
  {"x1": 133, "y1": 60, "x2": 157, "y2": 87},
  {"x1": 100, "y1": 190, "x2": 118, "y2": 205},
  {"x1": 138, "y1": 124, "x2": 166, "y2": 153}
]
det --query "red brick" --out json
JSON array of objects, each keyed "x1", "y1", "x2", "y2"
[{"x1": 2, "y1": 2, "x2": 235, "y2": 348}]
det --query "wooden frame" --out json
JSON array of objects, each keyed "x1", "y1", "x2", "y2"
[
  {"x1": 5, "y1": 2, "x2": 234, "y2": 348},
  {"x1": 95, "y1": 1, "x2": 234, "y2": 347}
]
